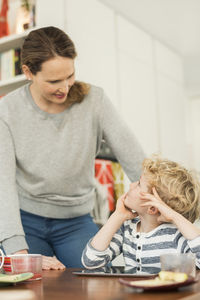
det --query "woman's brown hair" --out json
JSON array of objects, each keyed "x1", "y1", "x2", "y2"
[{"x1": 21, "y1": 26, "x2": 90, "y2": 104}]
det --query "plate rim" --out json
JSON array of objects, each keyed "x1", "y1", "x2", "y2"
[{"x1": 119, "y1": 275, "x2": 198, "y2": 291}]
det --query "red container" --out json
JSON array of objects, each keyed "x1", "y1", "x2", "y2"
[{"x1": 2, "y1": 254, "x2": 42, "y2": 280}]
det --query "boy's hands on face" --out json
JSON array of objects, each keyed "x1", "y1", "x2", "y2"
[
  {"x1": 140, "y1": 187, "x2": 177, "y2": 224},
  {"x1": 115, "y1": 193, "x2": 138, "y2": 221}
]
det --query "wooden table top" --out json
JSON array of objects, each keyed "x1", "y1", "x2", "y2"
[{"x1": 1, "y1": 269, "x2": 200, "y2": 300}]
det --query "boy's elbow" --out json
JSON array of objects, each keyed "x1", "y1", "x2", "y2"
[
  {"x1": 81, "y1": 251, "x2": 109, "y2": 269},
  {"x1": 81, "y1": 254, "x2": 104, "y2": 269}
]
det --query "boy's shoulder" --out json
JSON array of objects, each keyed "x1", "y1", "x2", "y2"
[{"x1": 146, "y1": 222, "x2": 179, "y2": 238}]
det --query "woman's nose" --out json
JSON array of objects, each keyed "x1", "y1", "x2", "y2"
[{"x1": 59, "y1": 81, "x2": 70, "y2": 93}]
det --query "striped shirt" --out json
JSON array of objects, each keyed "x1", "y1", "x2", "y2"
[{"x1": 82, "y1": 217, "x2": 200, "y2": 274}]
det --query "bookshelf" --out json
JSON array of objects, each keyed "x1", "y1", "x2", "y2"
[{"x1": 0, "y1": 28, "x2": 36, "y2": 96}]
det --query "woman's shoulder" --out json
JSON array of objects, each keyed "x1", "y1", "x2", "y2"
[
  {"x1": 0, "y1": 84, "x2": 29, "y2": 120},
  {"x1": 0, "y1": 84, "x2": 28, "y2": 106},
  {"x1": 87, "y1": 84, "x2": 104, "y2": 99},
  {"x1": 79, "y1": 84, "x2": 106, "y2": 114}
]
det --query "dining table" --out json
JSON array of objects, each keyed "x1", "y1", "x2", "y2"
[{"x1": 0, "y1": 268, "x2": 200, "y2": 300}]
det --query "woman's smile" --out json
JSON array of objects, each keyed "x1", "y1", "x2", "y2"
[{"x1": 54, "y1": 93, "x2": 67, "y2": 99}]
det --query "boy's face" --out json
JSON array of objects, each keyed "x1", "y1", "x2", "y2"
[{"x1": 124, "y1": 174, "x2": 149, "y2": 213}]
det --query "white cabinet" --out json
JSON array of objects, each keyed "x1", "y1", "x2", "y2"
[
  {"x1": 156, "y1": 75, "x2": 187, "y2": 164},
  {"x1": 189, "y1": 97, "x2": 200, "y2": 171},
  {"x1": 118, "y1": 53, "x2": 159, "y2": 155},
  {"x1": 117, "y1": 16, "x2": 159, "y2": 155},
  {"x1": 35, "y1": 0, "x2": 65, "y2": 30},
  {"x1": 64, "y1": 0, "x2": 118, "y2": 107},
  {"x1": 116, "y1": 16, "x2": 187, "y2": 164},
  {"x1": 154, "y1": 41, "x2": 188, "y2": 165}
]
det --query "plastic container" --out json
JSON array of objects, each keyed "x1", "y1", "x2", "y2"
[
  {"x1": 160, "y1": 253, "x2": 196, "y2": 278},
  {"x1": 3, "y1": 254, "x2": 42, "y2": 280}
]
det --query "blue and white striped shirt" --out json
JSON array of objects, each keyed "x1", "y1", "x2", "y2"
[{"x1": 82, "y1": 218, "x2": 200, "y2": 274}]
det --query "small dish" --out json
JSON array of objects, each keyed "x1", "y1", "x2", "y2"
[
  {"x1": 119, "y1": 276, "x2": 198, "y2": 292},
  {"x1": 0, "y1": 272, "x2": 34, "y2": 287}
]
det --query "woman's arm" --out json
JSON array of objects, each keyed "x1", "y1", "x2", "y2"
[
  {"x1": 100, "y1": 91, "x2": 145, "y2": 182},
  {"x1": 140, "y1": 188, "x2": 200, "y2": 240},
  {"x1": 0, "y1": 120, "x2": 29, "y2": 254}
]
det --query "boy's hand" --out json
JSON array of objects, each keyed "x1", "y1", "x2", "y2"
[
  {"x1": 140, "y1": 187, "x2": 177, "y2": 223},
  {"x1": 115, "y1": 193, "x2": 138, "y2": 221}
]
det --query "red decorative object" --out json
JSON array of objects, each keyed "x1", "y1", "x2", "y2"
[
  {"x1": 95, "y1": 159, "x2": 115, "y2": 212},
  {"x1": 0, "y1": 0, "x2": 9, "y2": 38}
]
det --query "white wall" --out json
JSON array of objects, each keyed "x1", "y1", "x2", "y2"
[
  {"x1": 189, "y1": 97, "x2": 200, "y2": 172},
  {"x1": 154, "y1": 41, "x2": 188, "y2": 165},
  {"x1": 117, "y1": 16, "x2": 158, "y2": 156},
  {"x1": 36, "y1": 0, "x2": 65, "y2": 30},
  {"x1": 63, "y1": 0, "x2": 118, "y2": 107}
]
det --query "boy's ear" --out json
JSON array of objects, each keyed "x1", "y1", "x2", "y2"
[{"x1": 147, "y1": 206, "x2": 158, "y2": 215}]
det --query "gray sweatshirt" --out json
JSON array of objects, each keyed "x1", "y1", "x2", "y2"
[{"x1": 0, "y1": 83, "x2": 145, "y2": 254}]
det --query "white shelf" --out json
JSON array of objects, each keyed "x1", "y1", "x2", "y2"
[
  {"x1": 0, "y1": 28, "x2": 37, "y2": 96},
  {"x1": 0, "y1": 74, "x2": 28, "y2": 95},
  {"x1": 0, "y1": 27, "x2": 37, "y2": 52}
]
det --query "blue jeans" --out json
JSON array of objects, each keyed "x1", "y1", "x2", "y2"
[{"x1": 20, "y1": 210, "x2": 98, "y2": 267}]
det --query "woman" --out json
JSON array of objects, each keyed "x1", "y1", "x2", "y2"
[{"x1": 0, "y1": 26, "x2": 144, "y2": 269}]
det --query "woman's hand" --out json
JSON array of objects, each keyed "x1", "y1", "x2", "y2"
[
  {"x1": 13, "y1": 250, "x2": 28, "y2": 255},
  {"x1": 140, "y1": 187, "x2": 177, "y2": 224},
  {"x1": 115, "y1": 193, "x2": 138, "y2": 221},
  {"x1": 42, "y1": 255, "x2": 66, "y2": 270}
]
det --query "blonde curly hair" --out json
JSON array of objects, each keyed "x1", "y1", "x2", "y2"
[{"x1": 142, "y1": 156, "x2": 200, "y2": 223}]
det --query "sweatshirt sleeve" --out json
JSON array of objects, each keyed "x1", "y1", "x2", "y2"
[
  {"x1": 81, "y1": 228, "x2": 123, "y2": 269},
  {"x1": 100, "y1": 91, "x2": 145, "y2": 182},
  {"x1": 0, "y1": 119, "x2": 28, "y2": 254}
]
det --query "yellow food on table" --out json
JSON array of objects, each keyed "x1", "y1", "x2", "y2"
[
  {"x1": 129, "y1": 271, "x2": 188, "y2": 288},
  {"x1": 130, "y1": 279, "x2": 173, "y2": 287},
  {"x1": 158, "y1": 271, "x2": 188, "y2": 282}
]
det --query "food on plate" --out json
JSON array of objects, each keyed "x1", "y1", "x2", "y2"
[
  {"x1": 158, "y1": 271, "x2": 188, "y2": 282},
  {"x1": 128, "y1": 271, "x2": 188, "y2": 288}
]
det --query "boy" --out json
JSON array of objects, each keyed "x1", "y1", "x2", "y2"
[{"x1": 82, "y1": 156, "x2": 200, "y2": 274}]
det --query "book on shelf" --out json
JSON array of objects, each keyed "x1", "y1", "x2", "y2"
[{"x1": 0, "y1": 48, "x2": 22, "y2": 81}]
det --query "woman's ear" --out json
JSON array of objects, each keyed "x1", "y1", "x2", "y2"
[
  {"x1": 22, "y1": 65, "x2": 32, "y2": 81},
  {"x1": 147, "y1": 206, "x2": 158, "y2": 215}
]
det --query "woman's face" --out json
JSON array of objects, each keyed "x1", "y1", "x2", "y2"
[
  {"x1": 124, "y1": 174, "x2": 149, "y2": 213},
  {"x1": 27, "y1": 56, "x2": 75, "y2": 110}
]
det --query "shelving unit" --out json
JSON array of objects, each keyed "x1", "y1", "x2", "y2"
[
  {"x1": 0, "y1": 74, "x2": 27, "y2": 95},
  {"x1": 0, "y1": 28, "x2": 36, "y2": 96}
]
